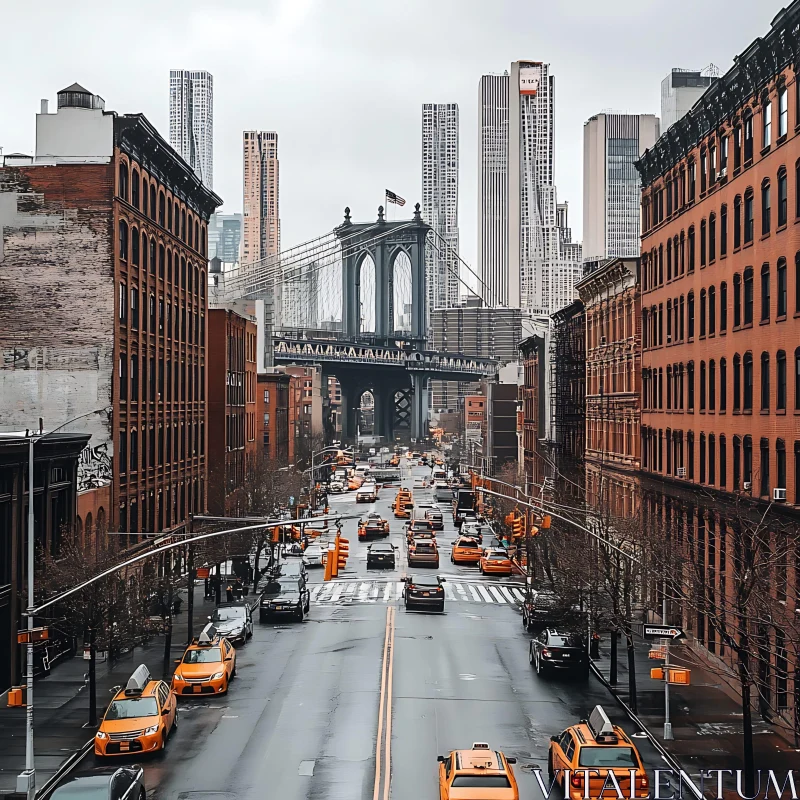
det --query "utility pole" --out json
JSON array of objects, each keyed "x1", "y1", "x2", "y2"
[{"x1": 663, "y1": 580, "x2": 673, "y2": 740}]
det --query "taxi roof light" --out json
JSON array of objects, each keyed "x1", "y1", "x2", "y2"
[
  {"x1": 472, "y1": 742, "x2": 490, "y2": 749},
  {"x1": 124, "y1": 664, "x2": 151, "y2": 696},
  {"x1": 588, "y1": 705, "x2": 619, "y2": 744},
  {"x1": 198, "y1": 622, "x2": 218, "y2": 645}
]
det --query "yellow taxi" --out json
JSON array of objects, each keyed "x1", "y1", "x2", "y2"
[
  {"x1": 95, "y1": 664, "x2": 177, "y2": 757},
  {"x1": 548, "y1": 706, "x2": 648, "y2": 798},
  {"x1": 437, "y1": 742, "x2": 519, "y2": 799},
  {"x1": 348, "y1": 475, "x2": 363, "y2": 490},
  {"x1": 171, "y1": 623, "x2": 236, "y2": 697},
  {"x1": 451, "y1": 535, "x2": 483, "y2": 565},
  {"x1": 479, "y1": 549, "x2": 513, "y2": 576},
  {"x1": 393, "y1": 490, "x2": 413, "y2": 518}
]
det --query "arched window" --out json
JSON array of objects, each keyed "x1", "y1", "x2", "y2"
[
  {"x1": 794, "y1": 348, "x2": 800, "y2": 410},
  {"x1": 700, "y1": 149, "x2": 708, "y2": 193},
  {"x1": 708, "y1": 213, "x2": 716, "y2": 261},
  {"x1": 149, "y1": 238, "x2": 156, "y2": 274},
  {"x1": 119, "y1": 162, "x2": 128, "y2": 201},
  {"x1": 131, "y1": 169, "x2": 140, "y2": 209},
  {"x1": 194, "y1": 221, "x2": 199, "y2": 252},
  {"x1": 777, "y1": 439, "x2": 786, "y2": 490},
  {"x1": 130, "y1": 427, "x2": 138, "y2": 472},
  {"x1": 777, "y1": 167, "x2": 787, "y2": 226},
  {"x1": 188, "y1": 215, "x2": 194, "y2": 248},
  {"x1": 141, "y1": 232, "x2": 148, "y2": 272},
  {"x1": 688, "y1": 226, "x2": 696, "y2": 271},
  {"x1": 743, "y1": 267, "x2": 754, "y2": 325},
  {"x1": 667, "y1": 239, "x2": 673, "y2": 280},
  {"x1": 744, "y1": 111, "x2": 754, "y2": 162},
  {"x1": 687, "y1": 291, "x2": 695, "y2": 338},
  {"x1": 733, "y1": 435, "x2": 741, "y2": 489},
  {"x1": 700, "y1": 360, "x2": 707, "y2": 410},
  {"x1": 744, "y1": 188, "x2": 754, "y2": 243},
  {"x1": 708, "y1": 433, "x2": 716, "y2": 485},
  {"x1": 700, "y1": 219, "x2": 707, "y2": 267},
  {"x1": 167, "y1": 250, "x2": 173, "y2": 282},
  {"x1": 700, "y1": 289, "x2": 707, "y2": 337},
  {"x1": 158, "y1": 191, "x2": 165, "y2": 227},
  {"x1": 743, "y1": 435, "x2": 753, "y2": 486},
  {"x1": 760, "y1": 263, "x2": 770, "y2": 322},
  {"x1": 777, "y1": 257, "x2": 787, "y2": 317},
  {"x1": 131, "y1": 227, "x2": 139, "y2": 265},
  {"x1": 720, "y1": 357, "x2": 727, "y2": 411},
  {"x1": 679, "y1": 231, "x2": 685, "y2": 274},
  {"x1": 709, "y1": 359, "x2": 716, "y2": 410},
  {"x1": 200, "y1": 226, "x2": 206, "y2": 256},
  {"x1": 158, "y1": 244, "x2": 165, "y2": 278},
  {"x1": 759, "y1": 437, "x2": 770, "y2": 496},
  {"x1": 719, "y1": 434, "x2": 727, "y2": 487},
  {"x1": 167, "y1": 200, "x2": 173, "y2": 231},
  {"x1": 687, "y1": 361, "x2": 695, "y2": 410},
  {"x1": 763, "y1": 99, "x2": 772, "y2": 147},
  {"x1": 733, "y1": 195, "x2": 742, "y2": 248},
  {"x1": 174, "y1": 202, "x2": 180, "y2": 235},
  {"x1": 181, "y1": 210, "x2": 187, "y2": 242},
  {"x1": 187, "y1": 262, "x2": 193, "y2": 293},
  {"x1": 777, "y1": 350, "x2": 786, "y2": 410},
  {"x1": 720, "y1": 204, "x2": 728, "y2": 256},
  {"x1": 130, "y1": 353, "x2": 138, "y2": 399},
  {"x1": 149, "y1": 184, "x2": 157, "y2": 221},
  {"x1": 761, "y1": 179, "x2": 771, "y2": 235},
  {"x1": 733, "y1": 273, "x2": 742, "y2": 326},
  {"x1": 141, "y1": 175, "x2": 148, "y2": 216},
  {"x1": 700, "y1": 432, "x2": 707, "y2": 482},
  {"x1": 743, "y1": 352, "x2": 753, "y2": 410},
  {"x1": 733, "y1": 354, "x2": 741, "y2": 411},
  {"x1": 118, "y1": 220, "x2": 128, "y2": 260},
  {"x1": 201, "y1": 271, "x2": 206, "y2": 299}
]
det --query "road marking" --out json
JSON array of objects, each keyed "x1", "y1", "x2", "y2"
[
  {"x1": 468, "y1": 584, "x2": 482, "y2": 602},
  {"x1": 443, "y1": 582, "x2": 457, "y2": 601},
  {"x1": 512, "y1": 588, "x2": 526, "y2": 601},
  {"x1": 310, "y1": 585, "x2": 324, "y2": 601},
  {"x1": 488, "y1": 586, "x2": 506, "y2": 603},
  {"x1": 373, "y1": 606, "x2": 395, "y2": 800},
  {"x1": 383, "y1": 583, "x2": 393, "y2": 602},
  {"x1": 454, "y1": 582, "x2": 469, "y2": 602},
  {"x1": 477, "y1": 585, "x2": 494, "y2": 602},
  {"x1": 330, "y1": 583, "x2": 344, "y2": 602},
  {"x1": 499, "y1": 587, "x2": 517, "y2": 603},
  {"x1": 358, "y1": 582, "x2": 371, "y2": 601}
]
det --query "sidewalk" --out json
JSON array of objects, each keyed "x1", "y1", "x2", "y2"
[
  {"x1": 0, "y1": 584, "x2": 257, "y2": 796},
  {"x1": 592, "y1": 633, "x2": 799, "y2": 793}
]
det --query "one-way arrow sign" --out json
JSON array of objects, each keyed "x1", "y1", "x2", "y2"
[{"x1": 642, "y1": 625, "x2": 685, "y2": 640}]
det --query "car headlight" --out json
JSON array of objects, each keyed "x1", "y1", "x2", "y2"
[
  {"x1": 95, "y1": 731, "x2": 108, "y2": 740},
  {"x1": 144, "y1": 725, "x2": 159, "y2": 735},
  {"x1": 211, "y1": 671, "x2": 224, "y2": 680},
  {"x1": 173, "y1": 672, "x2": 183, "y2": 681}
]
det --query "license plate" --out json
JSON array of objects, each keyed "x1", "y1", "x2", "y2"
[
  {"x1": 423, "y1": 592, "x2": 430, "y2": 596},
  {"x1": 120, "y1": 742, "x2": 130, "y2": 751},
  {"x1": 275, "y1": 606, "x2": 283, "y2": 610},
  {"x1": 193, "y1": 685, "x2": 201, "y2": 693},
  {"x1": 562, "y1": 654, "x2": 571, "y2": 658}
]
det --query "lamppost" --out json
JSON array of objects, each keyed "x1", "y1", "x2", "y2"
[{"x1": 16, "y1": 406, "x2": 110, "y2": 800}]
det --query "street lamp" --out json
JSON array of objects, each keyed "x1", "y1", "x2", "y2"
[{"x1": 16, "y1": 406, "x2": 110, "y2": 800}]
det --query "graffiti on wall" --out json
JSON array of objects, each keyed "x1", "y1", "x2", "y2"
[{"x1": 78, "y1": 440, "x2": 112, "y2": 491}]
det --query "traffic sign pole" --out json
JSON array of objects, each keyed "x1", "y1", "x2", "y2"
[{"x1": 663, "y1": 586, "x2": 673, "y2": 741}]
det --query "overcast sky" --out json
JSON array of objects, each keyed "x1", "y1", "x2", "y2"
[{"x1": 0, "y1": 0, "x2": 781, "y2": 274}]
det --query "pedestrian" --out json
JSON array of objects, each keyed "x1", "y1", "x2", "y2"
[
  {"x1": 226, "y1": 584, "x2": 234, "y2": 602},
  {"x1": 233, "y1": 581, "x2": 243, "y2": 601}
]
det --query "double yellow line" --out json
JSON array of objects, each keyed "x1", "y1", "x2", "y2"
[{"x1": 373, "y1": 605, "x2": 396, "y2": 800}]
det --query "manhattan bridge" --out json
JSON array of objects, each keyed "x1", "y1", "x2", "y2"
[{"x1": 210, "y1": 204, "x2": 497, "y2": 443}]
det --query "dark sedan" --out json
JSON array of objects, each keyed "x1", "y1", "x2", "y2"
[
  {"x1": 51, "y1": 765, "x2": 145, "y2": 800},
  {"x1": 403, "y1": 574, "x2": 445, "y2": 612},
  {"x1": 259, "y1": 579, "x2": 310, "y2": 622},
  {"x1": 367, "y1": 542, "x2": 396, "y2": 569},
  {"x1": 529, "y1": 629, "x2": 588, "y2": 677}
]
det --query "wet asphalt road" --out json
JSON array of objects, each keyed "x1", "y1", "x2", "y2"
[{"x1": 130, "y1": 458, "x2": 665, "y2": 799}]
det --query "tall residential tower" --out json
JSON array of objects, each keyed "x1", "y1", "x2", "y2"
[
  {"x1": 242, "y1": 131, "x2": 280, "y2": 265},
  {"x1": 169, "y1": 70, "x2": 213, "y2": 188},
  {"x1": 479, "y1": 62, "x2": 578, "y2": 315},
  {"x1": 583, "y1": 112, "x2": 660, "y2": 264},
  {"x1": 422, "y1": 103, "x2": 460, "y2": 309}
]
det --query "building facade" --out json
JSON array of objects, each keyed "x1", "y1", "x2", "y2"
[
  {"x1": 583, "y1": 113, "x2": 660, "y2": 263},
  {"x1": 478, "y1": 64, "x2": 577, "y2": 314},
  {"x1": 208, "y1": 212, "x2": 242, "y2": 265},
  {"x1": 660, "y1": 67, "x2": 717, "y2": 131},
  {"x1": 256, "y1": 372, "x2": 290, "y2": 464},
  {"x1": 422, "y1": 102, "x2": 460, "y2": 309},
  {"x1": 577, "y1": 257, "x2": 640, "y2": 517},
  {"x1": 242, "y1": 131, "x2": 279, "y2": 266},
  {"x1": 518, "y1": 335, "x2": 549, "y2": 495},
  {"x1": 0, "y1": 84, "x2": 221, "y2": 547},
  {"x1": 207, "y1": 309, "x2": 257, "y2": 516},
  {"x1": 0, "y1": 433, "x2": 89, "y2": 692},
  {"x1": 480, "y1": 382, "x2": 519, "y2": 475},
  {"x1": 169, "y1": 70, "x2": 214, "y2": 188}
]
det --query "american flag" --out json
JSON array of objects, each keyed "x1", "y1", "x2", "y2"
[{"x1": 385, "y1": 189, "x2": 406, "y2": 207}]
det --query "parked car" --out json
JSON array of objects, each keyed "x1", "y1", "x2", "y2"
[
  {"x1": 529, "y1": 629, "x2": 588, "y2": 678},
  {"x1": 366, "y1": 541, "x2": 397, "y2": 569},
  {"x1": 329, "y1": 480, "x2": 345, "y2": 493},
  {"x1": 51, "y1": 766, "x2": 146, "y2": 800},
  {"x1": 403, "y1": 574, "x2": 445, "y2": 612},
  {"x1": 210, "y1": 602, "x2": 253, "y2": 645},
  {"x1": 521, "y1": 589, "x2": 584, "y2": 631}
]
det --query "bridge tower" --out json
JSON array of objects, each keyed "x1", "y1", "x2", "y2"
[{"x1": 336, "y1": 205, "x2": 430, "y2": 443}]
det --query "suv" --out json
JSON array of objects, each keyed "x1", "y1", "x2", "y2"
[
  {"x1": 271, "y1": 557, "x2": 308, "y2": 583},
  {"x1": 259, "y1": 578, "x2": 310, "y2": 622},
  {"x1": 366, "y1": 541, "x2": 396, "y2": 569},
  {"x1": 403, "y1": 574, "x2": 445, "y2": 612},
  {"x1": 529, "y1": 629, "x2": 588, "y2": 678},
  {"x1": 424, "y1": 509, "x2": 444, "y2": 530},
  {"x1": 408, "y1": 538, "x2": 439, "y2": 568},
  {"x1": 522, "y1": 589, "x2": 585, "y2": 631}
]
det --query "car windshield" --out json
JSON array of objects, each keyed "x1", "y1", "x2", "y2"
[
  {"x1": 451, "y1": 775, "x2": 511, "y2": 788},
  {"x1": 371, "y1": 544, "x2": 392, "y2": 552},
  {"x1": 414, "y1": 543, "x2": 435, "y2": 551},
  {"x1": 105, "y1": 697, "x2": 159, "y2": 719},
  {"x1": 550, "y1": 634, "x2": 583, "y2": 647},
  {"x1": 409, "y1": 575, "x2": 439, "y2": 587},
  {"x1": 578, "y1": 746, "x2": 638, "y2": 767},
  {"x1": 458, "y1": 539, "x2": 479, "y2": 548},
  {"x1": 489, "y1": 552, "x2": 509, "y2": 560},
  {"x1": 183, "y1": 647, "x2": 222, "y2": 664},
  {"x1": 277, "y1": 585, "x2": 300, "y2": 596},
  {"x1": 212, "y1": 608, "x2": 245, "y2": 622},
  {"x1": 52, "y1": 777, "x2": 115, "y2": 800}
]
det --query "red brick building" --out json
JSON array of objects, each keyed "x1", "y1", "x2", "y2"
[
  {"x1": 577, "y1": 258, "x2": 641, "y2": 516},
  {"x1": 0, "y1": 84, "x2": 221, "y2": 546},
  {"x1": 637, "y1": 10, "x2": 800, "y2": 736},
  {"x1": 256, "y1": 372, "x2": 291, "y2": 463},
  {"x1": 518, "y1": 336, "x2": 548, "y2": 495},
  {"x1": 207, "y1": 309, "x2": 256, "y2": 515}
]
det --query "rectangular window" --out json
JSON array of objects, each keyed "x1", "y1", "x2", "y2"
[
  {"x1": 744, "y1": 115, "x2": 754, "y2": 162},
  {"x1": 119, "y1": 282, "x2": 127, "y2": 322},
  {"x1": 763, "y1": 101, "x2": 772, "y2": 148},
  {"x1": 263, "y1": 389, "x2": 270, "y2": 403}
]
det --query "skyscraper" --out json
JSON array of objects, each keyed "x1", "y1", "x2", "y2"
[
  {"x1": 169, "y1": 70, "x2": 213, "y2": 188},
  {"x1": 660, "y1": 67, "x2": 718, "y2": 130},
  {"x1": 242, "y1": 131, "x2": 280, "y2": 265},
  {"x1": 422, "y1": 103, "x2": 460, "y2": 309},
  {"x1": 582, "y1": 113, "x2": 660, "y2": 263},
  {"x1": 478, "y1": 74, "x2": 509, "y2": 308},
  {"x1": 208, "y1": 213, "x2": 243, "y2": 265},
  {"x1": 479, "y1": 62, "x2": 576, "y2": 315}
]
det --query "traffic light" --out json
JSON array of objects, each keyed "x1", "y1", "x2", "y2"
[
  {"x1": 323, "y1": 542, "x2": 335, "y2": 581},
  {"x1": 337, "y1": 536, "x2": 349, "y2": 574},
  {"x1": 540, "y1": 515, "x2": 551, "y2": 529},
  {"x1": 504, "y1": 512, "x2": 515, "y2": 526},
  {"x1": 271, "y1": 526, "x2": 280, "y2": 543},
  {"x1": 511, "y1": 514, "x2": 524, "y2": 538}
]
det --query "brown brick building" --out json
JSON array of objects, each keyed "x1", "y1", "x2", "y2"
[
  {"x1": 577, "y1": 258, "x2": 641, "y2": 516},
  {"x1": 207, "y1": 309, "x2": 257, "y2": 515},
  {"x1": 257, "y1": 372, "x2": 291, "y2": 463},
  {"x1": 519, "y1": 336, "x2": 549, "y2": 495},
  {"x1": 0, "y1": 85, "x2": 221, "y2": 547},
  {"x1": 637, "y1": 10, "x2": 800, "y2": 735}
]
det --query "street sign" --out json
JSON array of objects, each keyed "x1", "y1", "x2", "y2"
[
  {"x1": 17, "y1": 627, "x2": 49, "y2": 644},
  {"x1": 642, "y1": 624, "x2": 685, "y2": 640},
  {"x1": 649, "y1": 648, "x2": 667, "y2": 660}
]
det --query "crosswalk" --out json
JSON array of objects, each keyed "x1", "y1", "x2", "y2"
[{"x1": 309, "y1": 580, "x2": 526, "y2": 605}]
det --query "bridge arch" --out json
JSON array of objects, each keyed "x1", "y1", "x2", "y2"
[
  {"x1": 389, "y1": 246, "x2": 413, "y2": 335},
  {"x1": 356, "y1": 251, "x2": 376, "y2": 334}
]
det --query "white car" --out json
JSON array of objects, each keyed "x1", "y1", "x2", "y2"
[
  {"x1": 302, "y1": 544, "x2": 325, "y2": 567},
  {"x1": 329, "y1": 480, "x2": 345, "y2": 493}
]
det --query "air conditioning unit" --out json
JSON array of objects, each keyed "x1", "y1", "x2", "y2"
[
  {"x1": 677, "y1": 467, "x2": 686, "y2": 477},
  {"x1": 600, "y1": 336, "x2": 607, "y2": 346},
  {"x1": 773, "y1": 487, "x2": 787, "y2": 502},
  {"x1": 717, "y1": 168, "x2": 728, "y2": 182},
  {"x1": 743, "y1": 481, "x2": 752, "y2": 491},
  {"x1": 667, "y1": 334, "x2": 672, "y2": 343}
]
